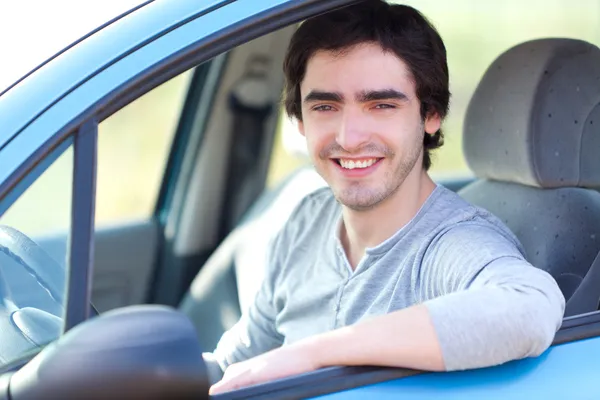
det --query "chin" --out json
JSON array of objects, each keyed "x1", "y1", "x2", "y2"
[{"x1": 334, "y1": 187, "x2": 388, "y2": 211}]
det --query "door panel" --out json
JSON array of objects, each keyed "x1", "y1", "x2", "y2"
[
  {"x1": 92, "y1": 221, "x2": 160, "y2": 312},
  {"x1": 311, "y1": 338, "x2": 599, "y2": 399},
  {"x1": 32, "y1": 221, "x2": 159, "y2": 313}
]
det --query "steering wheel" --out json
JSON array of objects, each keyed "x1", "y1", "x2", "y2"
[{"x1": 0, "y1": 225, "x2": 65, "y2": 316}]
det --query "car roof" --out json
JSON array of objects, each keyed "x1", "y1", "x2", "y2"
[
  {"x1": 0, "y1": 0, "x2": 241, "y2": 153},
  {"x1": 0, "y1": 0, "x2": 149, "y2": 95}
]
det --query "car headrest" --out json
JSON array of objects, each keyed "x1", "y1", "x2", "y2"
[{"x1": 463, "y1": 38, "x2": 600, "y2": 188}]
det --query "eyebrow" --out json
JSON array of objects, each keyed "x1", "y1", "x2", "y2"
[
  {"x1": 303, "y1": 90, "x2": 343, "y2": 104},
  {"x1": 357, "y1": 89, "x2": 408, "y2": 103},
  {"x1": 302, "y1": 89, "x2": 408, "y2": 105}
]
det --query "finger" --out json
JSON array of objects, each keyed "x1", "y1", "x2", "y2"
[
  {"x1": 209, "y1": 373, "x2": 251, "y2": 395},
  {"x1": 209, "y1": 380, "x2": 243, "y2": 395},
  {"x1": 209, "y1": 380, "x2": 231, "y2": 395}
]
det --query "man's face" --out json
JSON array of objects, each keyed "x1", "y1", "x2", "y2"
[{"x1": 298, "y1": 43, "x2": 440, "y2": 211}]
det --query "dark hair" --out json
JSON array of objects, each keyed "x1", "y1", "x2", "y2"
[{"x1": 282, "y1": 0, "x2": 450, "y2": 170}]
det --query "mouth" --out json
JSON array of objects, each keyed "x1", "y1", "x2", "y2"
[{"x1": 330, "y1": 157, "x2": 383, "y2": 176}]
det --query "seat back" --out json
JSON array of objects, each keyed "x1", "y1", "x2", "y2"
[{"x1": 458, "y1": 38, "x2": 600, "y2": 316}]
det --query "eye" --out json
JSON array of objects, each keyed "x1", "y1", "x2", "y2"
[
  {"x1": 374, "y1": 103, "x2": 396, "y2": 110},
  {"x1": 313, "y1": 105, "x2": 335, "y2": 112}
]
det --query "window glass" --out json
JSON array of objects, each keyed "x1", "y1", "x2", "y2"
[
  {"x1": 0, "y1": 143, "x2": 73, "y2": 366},
  {"x1": 267, "y1": 0, "x2": 600, "y2": 185},
  {"x1": 95, "y1": 70, "x2": 193, "y2": 226}
]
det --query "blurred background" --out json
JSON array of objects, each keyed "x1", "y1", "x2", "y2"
[{"x1": 1, "y1": 0, "x2": 599, "y2": 237}]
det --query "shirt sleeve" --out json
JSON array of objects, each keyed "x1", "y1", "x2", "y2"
[
  {"x1": 207, "y1": 228, "x2": 286, "y2": 373},
  {"x1": 419, "y1": 221, "x2": 566, "y2": 371},
  {"x1": 202, "y1": 189, "x2": 330, "y2": 379}
]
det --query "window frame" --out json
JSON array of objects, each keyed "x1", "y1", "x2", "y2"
[{"x1": 63, "y1": 118, "x2": 98, "y2": 332}]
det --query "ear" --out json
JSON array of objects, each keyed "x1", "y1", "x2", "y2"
[
  {"x1": 297, "y1": 119, "x2": 306, "y2": 137},
  {"x1": 424, "y1": 112, "x2": 441, "y2": 135}
]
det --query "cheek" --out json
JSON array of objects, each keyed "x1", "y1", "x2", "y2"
[
  {"x1": 302, "y1": 118, "x2": 337, "y2": 151},
  {"x1": 306, "y1": 134, "x2": 330, "y2": 161},
  {"x1": 376, "y1": 116, "x2": 423, "y2": 149}
]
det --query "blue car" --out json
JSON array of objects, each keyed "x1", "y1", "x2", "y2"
[{"x1": 0, "y1": 0, "x2": 599, "y2": 398}]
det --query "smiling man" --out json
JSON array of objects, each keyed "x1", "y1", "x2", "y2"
[{"x1": 207, "y1": 0, "x2": 565, "y2": 394}]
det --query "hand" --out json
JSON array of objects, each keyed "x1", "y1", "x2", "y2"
[{"x1": 208, "y1": 342, "x2": 320, "y2": 395}]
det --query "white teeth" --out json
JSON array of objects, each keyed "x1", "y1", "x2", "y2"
[{"x1": 339, "y1": 158, "x2": 377, "y2": 169}]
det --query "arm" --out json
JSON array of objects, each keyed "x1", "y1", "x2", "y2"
[
  {"x1": 208, "y1": 303, "x2": 442, "y2": 395},
  {"x1": 206, "y1": 190, "x2": 331, "y2": 383},
  {"x1": 203, "y1": 282, "x2": 284, "y2": 379},
  {"x1": 209, "y1": 224, "x2": 565, "y2": 394},
  {"x1": 321, "y1": 261, "x2": 564, "y2": 372},
  {"x1": 203, "y1": 230, "x2": 287, "y2": 380},
  {"x1": 286, "y1": 302, "x2": 446, "y2": 371},
  {"x1": 420, "y1": 223, "x2": 565, "y2": 370}
]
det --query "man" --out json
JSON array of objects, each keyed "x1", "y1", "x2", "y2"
[{"x1": 207, "y1": 0, "x2": 565, "y2": 394}]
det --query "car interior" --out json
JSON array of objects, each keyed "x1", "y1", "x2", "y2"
[
  {"x1": 180, "y1": 34, "x2": 600, "y2": 354},
  {"x1": 1, "y1": 0, "x2": 600, "y2": 397}
]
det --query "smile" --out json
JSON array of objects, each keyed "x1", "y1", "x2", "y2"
[
  {"x1": 331, "y1": 158, "x2": 384, "y2": 177},
  {"x1": 336, "y1": 158, "x2": 381, "y2": 170}
]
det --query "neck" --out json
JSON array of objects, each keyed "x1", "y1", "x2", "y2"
[{"x1": 339, "y1": 169, "x2": 436, "y2": 269}]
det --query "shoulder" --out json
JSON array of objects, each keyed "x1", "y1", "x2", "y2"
[
  {"x1": 268, "y1": 186, "x2": 339, "y2": 250},
  {"x1": 264, "y1": 186, "x2": 338, "y2": 287},
  {"x1": 295, "y1": 185, "x2": 337, "y2": 209},
  {"x1": 282, "y1": 186, "x2": 338, "y2": 230},
  {"x1": 426, "y1": 186, "x2": 527, "y2": 259},
  {"x1": 417, "y1": 188, "x2": 532, "y2": 295}
]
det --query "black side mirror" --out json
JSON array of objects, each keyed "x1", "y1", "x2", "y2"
[{"x1": 8, "y1": 305, "x2": 209, "y2": 400}]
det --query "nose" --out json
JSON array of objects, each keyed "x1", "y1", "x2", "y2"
[{"x1": 336, "y1": 108, "x2": 370, "y2": 152}]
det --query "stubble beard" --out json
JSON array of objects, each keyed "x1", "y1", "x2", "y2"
[
  {"x1": 317, "y1": 131, "x2": 424, "y2": 212},
  {"x1": 336, "y1": 144, "x2": 422, "y2": 211}
]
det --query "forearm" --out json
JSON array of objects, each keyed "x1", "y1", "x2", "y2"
[
  {"x1": 303, "y1": 303, "x2": 445, "y2": 371},
  {"x1": 303, "y1": 271, "x2": 563, "y2": 372}
]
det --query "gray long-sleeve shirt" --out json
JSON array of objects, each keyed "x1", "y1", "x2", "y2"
[{"x1": 208, "y1": 184, "x2": 565, "y2": 374}]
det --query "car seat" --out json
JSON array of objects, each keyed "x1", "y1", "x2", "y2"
[{"x1": 458, "y1": 38, "x2": 600, "y2": 316}]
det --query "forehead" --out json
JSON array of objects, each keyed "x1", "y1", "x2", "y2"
[{"x1": 301, "y1": 43, "x2": 416, "y2": 93}]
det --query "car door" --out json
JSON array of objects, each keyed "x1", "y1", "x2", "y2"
[{"x1": 210, "y1": 320, "x2": 600, "y2": 399}]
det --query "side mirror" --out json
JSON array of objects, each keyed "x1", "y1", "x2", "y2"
[{"x1": 8, "y1": 305, "x2": 209, "y2": 400}]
